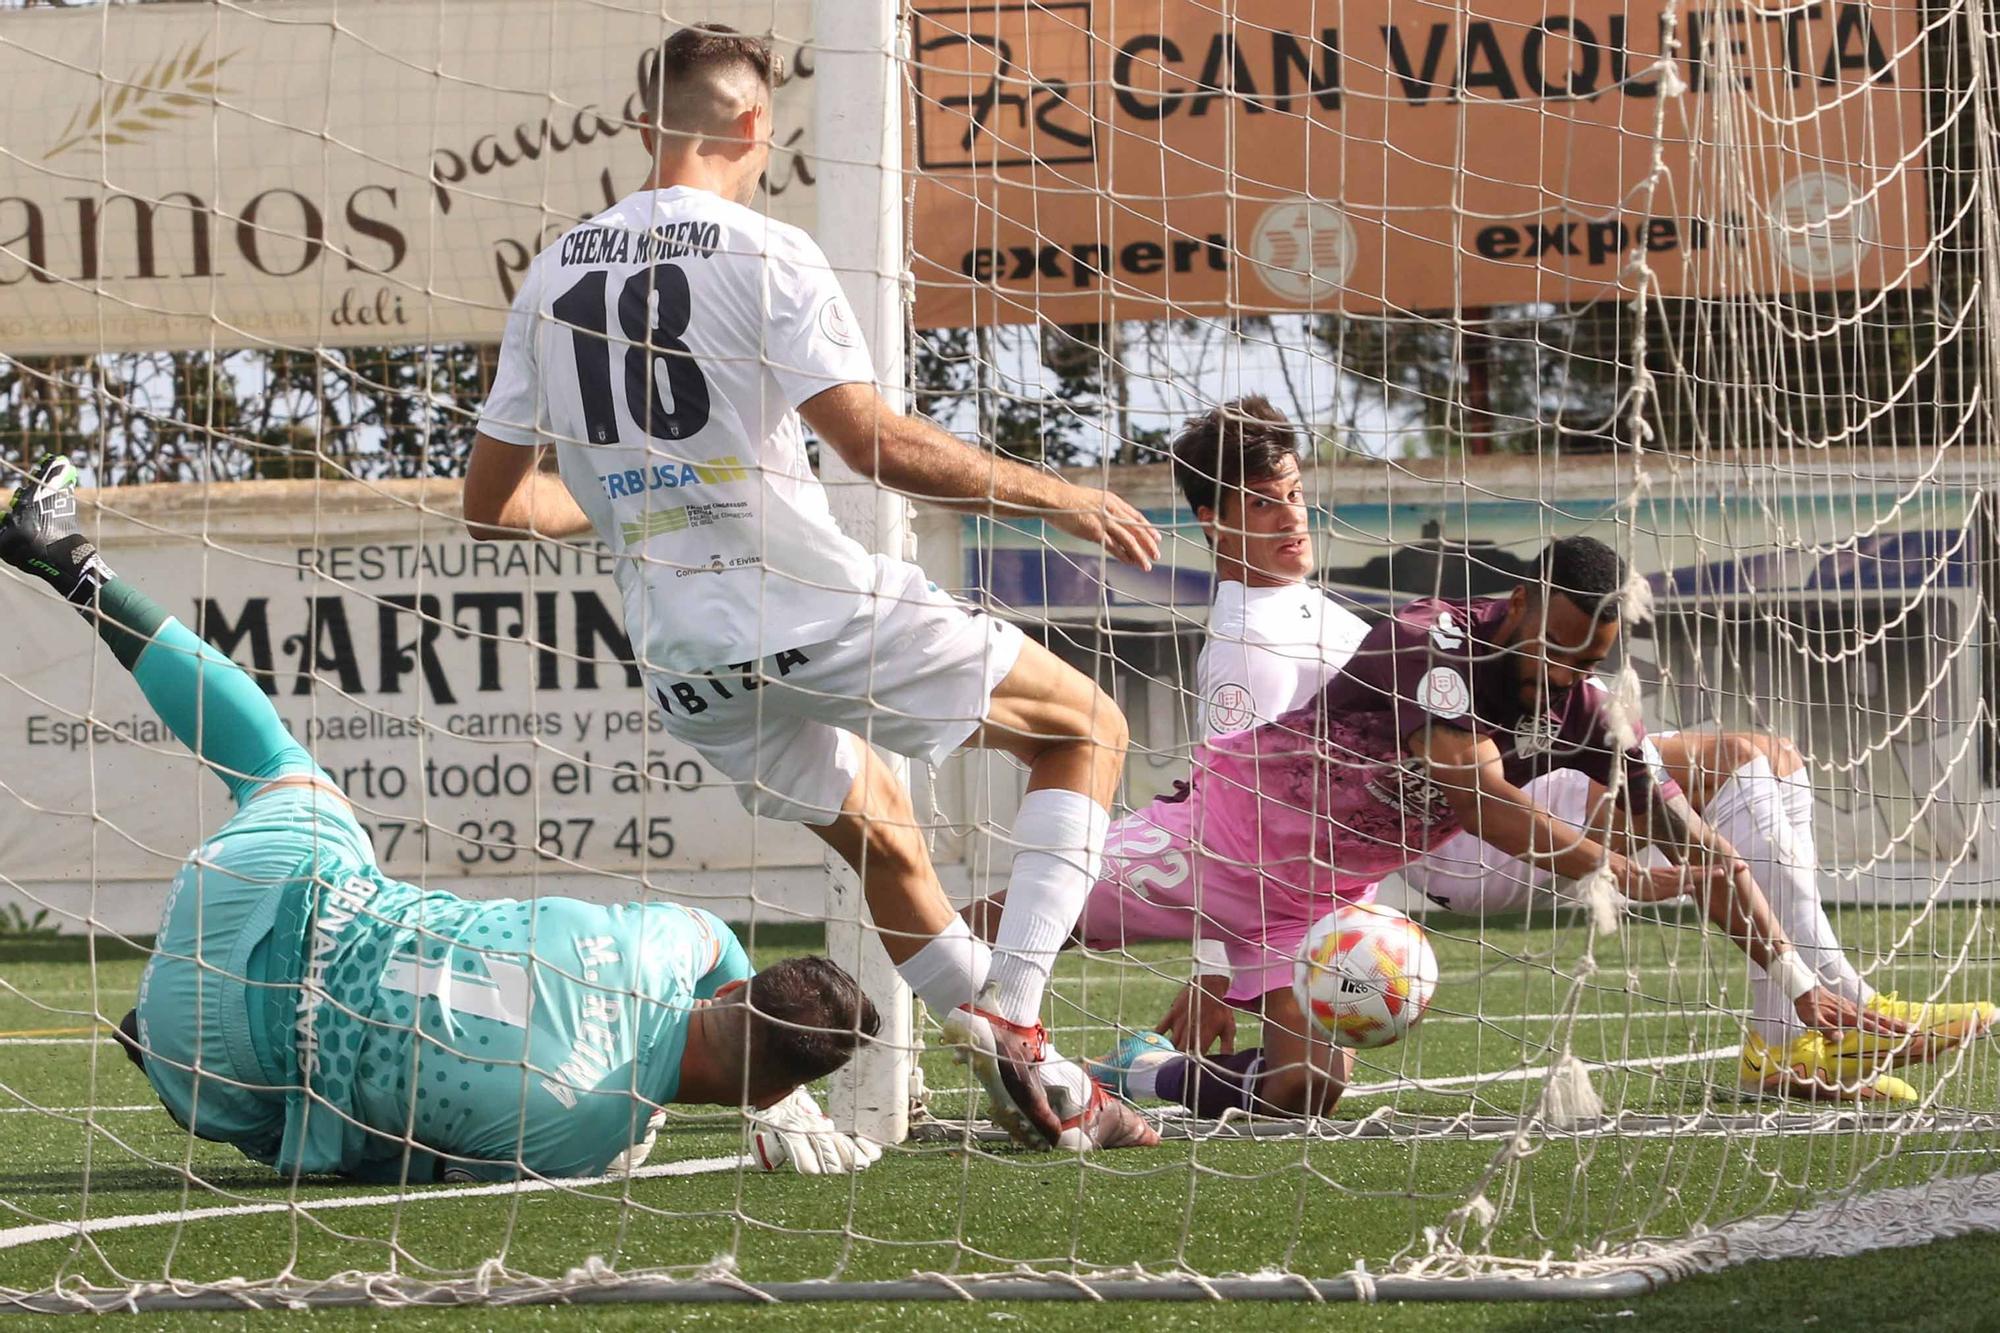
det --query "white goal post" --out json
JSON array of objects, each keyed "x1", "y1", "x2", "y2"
[{"x1": 811, "y1": 0, "x2": 917, "y2": 1150}]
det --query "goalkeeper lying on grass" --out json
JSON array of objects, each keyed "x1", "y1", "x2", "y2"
[{"x1": 1, "y1": 456, "x2": 881, "y2": 1181}]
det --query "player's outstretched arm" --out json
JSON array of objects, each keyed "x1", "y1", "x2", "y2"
[
  {"x1": 1627, "y1": 791, "x2": 1904, "y2": 1037},
  {"x1": 1417, "y1": 728, "x2": 1891, "y2": 1034},
  {"x1": 463, "y1": 435, "x2": 594, "y2": 542},
  {"x1": 800, "y1": 383, "x2": 1160, "y2": 571},
  {"x1": 1624, "y1": 789, "x2": 1783, "y2": 960},
  {"x1": 1411, "y1": 727, "x2": 1626, "y2": 884}
]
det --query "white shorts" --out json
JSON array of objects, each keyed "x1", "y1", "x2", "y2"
[
  {"x1": 1401, "y1": 768, "x2": 1596, "y2": 915},
  {"x1": 647, "y1": 555, "x2": 1025, "y2": 825}
]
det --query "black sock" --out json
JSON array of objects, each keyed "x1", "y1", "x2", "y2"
[
  {"x1": 90, "y1": 580, "x2": 170, "y2": 671},
  {"x1": 1153, "y1": 1048, "x2": 1275, "y2": 1117}
]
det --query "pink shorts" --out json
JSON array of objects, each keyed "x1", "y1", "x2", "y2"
[{"x1": 1078, "y1": 798, "x2": 1377, "y2": 1006}]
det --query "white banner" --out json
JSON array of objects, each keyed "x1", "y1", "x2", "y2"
[
  {"x1": 0, "y1": 480, "x2": 859, "y2": 934},
  {"x1": 0, "y1": 0, "x2": 816, "y2": 355}
]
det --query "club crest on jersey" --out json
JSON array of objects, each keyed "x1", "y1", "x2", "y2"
[
  {"x1": 1514, "y1": 711, "x2": 1562, "y2": 757},
  {"x1": 1417, "y1": 666, "x2": 1470, "y2": 719},
  {"x1": 817, "y1": 298, "x2": 859, "y2": 348},
  {"x1": 1208, "y1": 682, "x2": 1253, "y2": 732},
  {"x1": 1429, "y1": 609, "x2": 1466, "y2": 651}
]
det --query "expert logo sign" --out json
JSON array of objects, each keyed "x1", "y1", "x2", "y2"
[{"x1": 1250, "y1": 199, "x2": 1356, "y2": 304}]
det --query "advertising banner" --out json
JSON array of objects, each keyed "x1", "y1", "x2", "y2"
[
  {"x1": 0, "y1": 0, "x2": 816, "y2": 355},
  {"x1": 910, "y1": 0, "x2": 1931, "y2": 324},
  {"x1": 0, "y1": 481, "x2": 836, "y2": 932},
  {"x1": 0, "y1": 0, "x2": 1930, "y2": 350}
]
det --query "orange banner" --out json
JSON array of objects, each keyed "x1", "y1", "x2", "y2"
[{"x1": 909, "y1": 0, "x2": 1930, "y2": 327}]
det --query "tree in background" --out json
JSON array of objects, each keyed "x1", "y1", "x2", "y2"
[{"x1": 0, "y1": 343, "x2": 492, "y2": 484}]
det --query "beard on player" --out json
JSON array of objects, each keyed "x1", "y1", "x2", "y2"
[{"x1": 1499, "y1": 586, "x2": 1622, "y2": 715}]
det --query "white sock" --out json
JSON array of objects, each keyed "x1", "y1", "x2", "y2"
[
  {"x1": 899, "y1": 916, "x2": 992, "y2": 1015},
  {"x1": 1704, "y1": 754, "x2": 1864, "y2": 1041},
  {"x1": 1121, "y1": 1048, "x2": 1178, "y2": 1101},
  {"x1": 1038, "y1": 1045, "x2": 1091, "y2": 1114},
  {"x1": 1777, "y1": 765, "x2": 1871, "y2": 1004},
  {"x1": 986, "y1": 788, "x2": 1111, "y2": 1026}
]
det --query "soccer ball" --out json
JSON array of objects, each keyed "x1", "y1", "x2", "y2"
[{"x1": 1293, "y1": 903, "x2": 1440, "y2": 1049}]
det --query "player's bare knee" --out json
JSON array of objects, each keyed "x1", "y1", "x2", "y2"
[
  {"x1": 857, "y1": 812, "x2": 927, "y2": 881},
  {"x1": 822, "y1": 764, "x2": 928, "y2": 881},
  {"x1": 1092, "y1": 686, "x2": 1130, "y2": 758},
  {"x1": 1040, "y1": 680, "x2": 1127, "y2": 755},
  {"x1": 1713, "y1": 733, "x2": 1762, "y2": 779},
  {"x1": 1764, "y1": 734, "x2": 1805, "y2": 777},
  {"x1": 1059, "y1": 682, "x2": 1128, "y2": 774},
  {"x1": 1008, "y1": 684, "x2": 1128, "y2": 808},
  {"x1": 850, "y1": 753, "x2": 918, "y2": 821}
]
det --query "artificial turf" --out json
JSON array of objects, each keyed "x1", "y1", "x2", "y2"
[{"x1": 1, "y1": 905, "x2": 1995, "y2": 1328}]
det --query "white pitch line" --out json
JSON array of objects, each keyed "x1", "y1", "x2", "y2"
[
  {"x1": 1426, "y1": 960, "x2": 1947, "y2": 984},
  {"x1": 920, "y1": 1042, "x2": 1744, "y2": 1111},
  {"x1": 0, "y1": 1105, "x2": 155, "y2": 1116},
  {"x1": 1343, "y1": 1044, "x2": 1740, "y2": 1097},
  {"x1": 3, "y1": 1030, "x2": 1739, "y2": 1121},
  {"x1": 0, "y1": 1154, "x2": 749, "y2": 1253},
  {"x1": 1053, "y1": 1005, "x2": 1754, "y2": 1027},
  {"x1": 1, "y1": 1009, "x2": 1753, "y2": 1053},
  {"x1": 1409, "y1": 1009, "x2": 1752, "y2": 1026}
]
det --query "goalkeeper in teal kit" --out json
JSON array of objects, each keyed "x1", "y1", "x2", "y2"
[{"x1": 1, "y1": 457, "x2": 882, "y2": 1181}]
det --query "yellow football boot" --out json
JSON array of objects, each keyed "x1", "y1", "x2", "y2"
[
  {"x1": 1862, "y1": 991, "x2": 1997, "y2": 1046},
  {"x1": 1817, "y1": 992, "x2": 1993, "y2": 1071},
  {"x1": 1738, "y1": 1031, "x2": 1918, "y2": 1105}
]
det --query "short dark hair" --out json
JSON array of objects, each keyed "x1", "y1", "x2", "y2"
[
  {"x1": 1169, "y1": 395, "x2": 1300, "y2": 520},
  {"x1": 744, "y1": 956, "x2": 880, "y2": 1087},
  {"x1": 638, "y1": 24, "x2": 785, "y2": 133},
  {"x1": 1538, "y1": 536, "x2": 1627, "y2": 623}
]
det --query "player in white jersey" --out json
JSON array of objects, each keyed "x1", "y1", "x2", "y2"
[
  {"x1": 462, "y1": 26, "x2": 1155, "y2": 1151},
  {"x1": 1193, "y1": 540, "x2": 1370, "y2": 739},
  {"x1": 1116, "y1": 397, "x2": 1990, "y2": 1105}
]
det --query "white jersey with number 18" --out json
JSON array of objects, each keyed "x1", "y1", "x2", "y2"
[{"x1": 477, "y1": 185, "x2": 879, "y2": 676}]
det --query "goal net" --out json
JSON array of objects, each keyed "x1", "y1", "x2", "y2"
[{"x1": 1, "y1": 0, "x2": 1998, "y2": 1311}]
